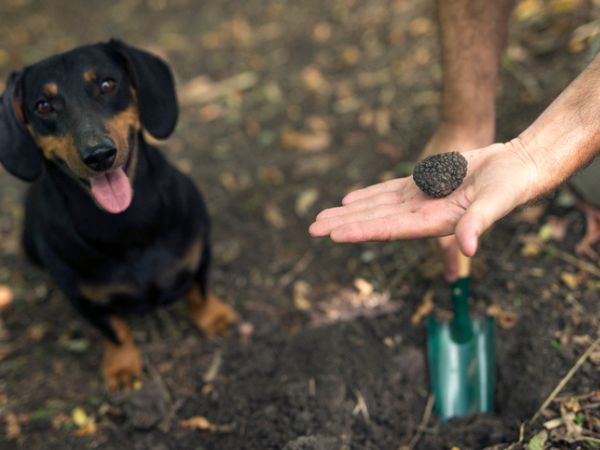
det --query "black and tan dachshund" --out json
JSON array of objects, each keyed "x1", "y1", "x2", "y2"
[{"x1": 0, "y1": 40, "x2": 237, "y2": 390}]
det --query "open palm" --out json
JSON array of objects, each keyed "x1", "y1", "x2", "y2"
[{"x1": 309, "y1": 141, "x2": 537, "y2": 256}]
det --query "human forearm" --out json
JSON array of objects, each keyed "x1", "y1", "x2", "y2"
[{"x1": 517, "y1": 53, "x2": 600, "y2": 200}]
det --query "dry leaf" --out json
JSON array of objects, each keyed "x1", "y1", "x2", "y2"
[
  {"x1": 354, "y1": 278, "x2": 374, "y2": 298},
  {"x1": 306, "y1": 116, "x2": 330, "y2": 131},
  {"x1": 179, "y1": 72, "x2": 258, "y2": 106},
  {"x1": 408, "y1": 17, "x2": 434, "y2": 36},
  {"x1": 72, "y1": 407, "x2": 89, "y2": 427},
  {"x1": 219, "y1": 173, "x2": 238, "y2": 192},
  {"x1": 0, "y1": 285, "x2": 13, "y2": 312},
  {"x1": 520, "y1": 234, "x2": 542, "y2": 257},
  {"x1": 342, "y1": 46, "x2": 361, "y2": 65},
  {"x1": 550, "y1": 0, "x2": 583, "y2": 13},
  {"x1": 73, "y1": 420, "x2": 97, "y2": 437},
  {"x1": 71, "y1": 407, "x2": 97, "y2": 436},
  {"x1": 301, "y1": 66, "x2": 329, "y2": 93},
  {"x1": 180, "y1": 416, "x2": 218, "y2": 432},
  {"x1": 411, "y1": 290, "x2": 434, "y2": 325},
  {"x1": 176, "y1": 159, "x2": 193, "y2": 174},
  {"x1": 295, "y1": 188, "x2": 319, "y2": 217},
  {"x1": 486, "y1": 305, "x2": 519, "y2": 329},
  {"x1": 293, "y1": 280, "x2": 312, "y2": 311},
  {"x1": 376, "y1": 142, "x2": 403, "y2": 162},
  {"x1": 5, "y1": 413, "x2": 21, "y2": 440},
  {"x1": 312, "y1": 22, "x2": 332, "y2": 42},
  {"x1": 374, "y1": 110, "x2": 390, "y2": 135},
  {"x1": 281, "y1": 130, "x2": 331, "y2": 152},
  {"x1": 560, "y1": 272, "x2": 583, "y2": 290},
  {"x1": 515, "y1": 204, "x2": 546, "y2": 224},
  {"x1": 264, "y1": 204, "x2": 286, "y2": 229},
  {"x1": 199, "y1": 103, "x2": 225, "y2": 122},
  {"x1": 514, "y1": 0, "x2": 544, "y2": 22},
  {"x1": 569, "y1": 21, "x2": 600, "y2": 54}
]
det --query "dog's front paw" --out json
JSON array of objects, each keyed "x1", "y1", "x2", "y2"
[
  {"x1": 188, "y1": 292, "x2": 237, "y2": 338},
  {"x1": 102, "y1": 340, "x2": 143, "y2": 392}
]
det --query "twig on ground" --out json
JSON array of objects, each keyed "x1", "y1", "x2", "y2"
[
  {"x1": 352, "y1": 389, "x2": 370, "y2": 422},
  {"x1": 531, "y1": 336, "x2": 600, "y2": 423},
  {"x1": 279, "y1": 252, "x2": 314, "y2": 288},
  {"x1": 545, "y1": 245, "x2": 600, "y2": 277},
  {"x1": 400, "y1": 394, "x2": 434, "y2": 450},
  {"x1": 203, "y1": 350, "x2": 223, "y2": 383}
]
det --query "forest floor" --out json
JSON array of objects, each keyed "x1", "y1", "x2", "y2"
[{"x1": 0, "y1": 0, "x2": 599, "y2": 449}]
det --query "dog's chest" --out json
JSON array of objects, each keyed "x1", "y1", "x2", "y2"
[{"x1": 79, "y1": 238, "x2": 203, "y2": 312}]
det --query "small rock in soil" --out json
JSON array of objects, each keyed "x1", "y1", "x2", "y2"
[{"x1": 123, "y1": 382, "x2": 167, "y2": 430}]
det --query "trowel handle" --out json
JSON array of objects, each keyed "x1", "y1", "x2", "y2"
[{"x1": 457, "y1": 253, "x2": 470, "y2": 278}]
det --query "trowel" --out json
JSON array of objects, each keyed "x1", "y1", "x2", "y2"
[{"x1": 427, "y1": 254, "x2": 495, "y2": 421}]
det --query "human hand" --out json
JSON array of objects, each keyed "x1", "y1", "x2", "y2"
[{"x1": 309, "y1": 140, "x2": 539, "y2": 256}]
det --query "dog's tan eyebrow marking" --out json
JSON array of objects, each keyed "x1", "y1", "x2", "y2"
[
  {"x1": 43, "y1": 83, "x2": 58, "y2": 96},
  {"x1": 83, "y1": 70, "x2": 96, "y2": 82}
]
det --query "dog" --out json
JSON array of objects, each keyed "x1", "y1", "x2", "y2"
[{"x1": 0, "y1": 40, "x2": 237, "y2": 390}]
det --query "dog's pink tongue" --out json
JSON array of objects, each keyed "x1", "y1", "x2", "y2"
[{"x1": 89, "y1": 168, "x2": 132, "y2": 214}]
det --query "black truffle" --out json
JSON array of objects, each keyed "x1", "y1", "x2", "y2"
[{"x1": 412, "y1": 152, "x2": 467, "y2": 198}]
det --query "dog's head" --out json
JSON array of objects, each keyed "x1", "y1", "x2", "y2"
[{"x1": 0, "y1": 40, "x2": 178, "y2": 214}]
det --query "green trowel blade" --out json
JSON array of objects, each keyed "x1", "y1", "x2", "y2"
[{"x1": 427, "y1": 277, "x2": 496, "y2": 421}]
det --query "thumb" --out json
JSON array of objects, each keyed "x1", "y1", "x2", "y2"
[{"x1": 455, "y1": 194, "x2": 510, "y2": 257}]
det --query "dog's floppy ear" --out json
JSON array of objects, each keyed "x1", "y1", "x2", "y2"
[
  {"x1": 0, "y1": 71, "x2": 43, "y2": 181},
  {"x1": 109, "y1": 39, "x2": 178, "y2": 140}
]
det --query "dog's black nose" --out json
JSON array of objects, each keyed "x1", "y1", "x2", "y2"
[{"x1": 83, "y1": 145, "x2": 117, "y2": 172}]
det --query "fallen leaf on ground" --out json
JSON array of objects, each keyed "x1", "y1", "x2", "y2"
[
  {"x1": 560, "y1": 272, "x2": 584, "y2": 290},
  {"x1": 376, "y1": 142, "x2": 403, "y2": 162},
  {"x1": 301, "y1": 66, "x2": 329, "y2": 93},
  {"x1": 179, "y1": 72, "x2": 258, "y2": 106},
  {"x1": 411, "y1": 290, "x2": 434, "y2": 325},
  {"x1": 520, "y1": 234, "x2": 542, "y2": 257},
  {"x1": 72, "y1": 407, "x2": 89, "y2": 427},
  {"x1": 342, "y1": 46, "x2": 361, "y2": 65},
  {"x1": 486, "y1": 305, "x2": 519, "y2": 329},
  {"x1": 0, "y1": 285, "x2": 13, "y2": 312},
  {"x1": 408, "y1": 17, "x2": 434, "y2": 36},
  {"x1": 293, "y1": 280, "x2": 312, "y2": 311},
  {"x1": 526, "y1": 430, "x2": 547, "y2": 450},
  {"x1": 180, "y1": 416, "x2": 218, "y2": 432},
  {"x1": 264, "y1": 204, "x2": 286, "y2": 229},
  {"x1": 281, "y1": 130, "x2": 331, "y2": 152},
  {"x1": 550, "y1": 0, "x2": 584, "y2": 14},
  {"x1": 514, "y1": 204, "x2": 546, "y2": 224},
  {"x1": 354, "y1": 278, "x2": 374, "y2": 298},
  {"x1": 5, "y1": 413, "x2": 21, "y2": 440},
  {"x1": 73, "y1": 420, "x2": 97, "y2": 437},
  {"x1": 514, "y1": 0, "x2": 545, "y2": 22},
  {"x1": 295, "y1": 188, "x2": 319, "y2": 217},
  {"x1": 312, "y1": 22, "x2": 332, "y2": 42}
]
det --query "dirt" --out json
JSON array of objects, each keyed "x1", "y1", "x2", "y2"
[{"x1": 0, "y1": 1, "x2": 599, "y2": 449}]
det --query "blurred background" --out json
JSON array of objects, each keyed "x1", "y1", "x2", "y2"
[{"x1": 0, "y1": 0, "x2": 599, "y2": 449}]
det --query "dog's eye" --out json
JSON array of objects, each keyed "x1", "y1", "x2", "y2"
[
  {"x1": 99, "y1": 79, "x2": 116, "y2": 94},
  {"x1": 35, "y1": 100, "x2": 54, "y2": 114}
]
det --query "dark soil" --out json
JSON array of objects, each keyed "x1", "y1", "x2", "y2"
[{"x1": 0, "y1": 1, "x2": 599, "y2": 449}]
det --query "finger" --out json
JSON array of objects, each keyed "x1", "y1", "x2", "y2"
[
  {"x1": 455, "y1": 192, "x2": 514, "y2": 256},
  {"x1": 317, "y1": 188, "x2": 420, "y2": 220},
  {"x1": 328, "y1": 205, "x2": 456, "y2": 242},
  {"x1": 342, "y1": 178, "x2": 411, "y2": 205},
  {"x1": 314, "y1": 205, "x2": 406, "y2": 234}
]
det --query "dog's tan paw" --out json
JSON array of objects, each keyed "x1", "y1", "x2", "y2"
[
  {"x1": 187, "y1": 291, "x2": 237, "y2": 338},
  {"x1": 102, "y1": 340, "x2": 143, "y2": 392}
]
